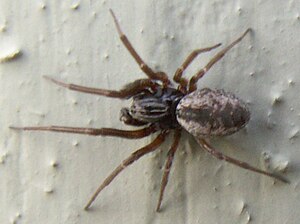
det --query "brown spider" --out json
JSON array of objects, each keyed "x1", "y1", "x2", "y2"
[{"x1": 11, "y1": 9, "x2": 288, "y2": 212}]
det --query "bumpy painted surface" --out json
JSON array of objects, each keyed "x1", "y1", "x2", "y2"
[
  {"x1": 2, "y1": 1, "x2": 300, "y2": 224},
  {"x1": 176, "y1": 88, "x2": 250, "y2": 137}
]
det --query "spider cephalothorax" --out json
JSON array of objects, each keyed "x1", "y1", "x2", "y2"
[
  {"x1": 11, "y1": 9, "x2": 288, "y2": 212},
  {"x1": 129, "y1": 87, "x2": 184, "y2": 129}
]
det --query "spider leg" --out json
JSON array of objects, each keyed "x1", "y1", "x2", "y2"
[
  {"x1": 173, "y1": 43, "x2": 221, "y2": 93},
  {"x1": 196, "y1": 138, "x2": 289, "y2": 183},
  {"x1": 10, "y1": 124, "x2": 157, "y2": 139},
  {"x1": 156, "y1": 129, "x2": 181, "y2": 212},
  {"x1": 84, "y1": 131, "x2": 169, "y2": 210},
  {"x1": 43, "y1": 76, "x2": 157, "y2": 99},
  {"x1": 109, "y1": 9, "x2": 170, "y2": 85},
  {"x1": 188, "y1": 29, "x2": 251, "y2": 92}
]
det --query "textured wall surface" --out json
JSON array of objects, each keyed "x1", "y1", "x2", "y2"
[{"x1": 1, "y1": 1, "x2": 300, "y2": 223}]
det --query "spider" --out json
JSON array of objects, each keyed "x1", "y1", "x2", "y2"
[{"x1": 11, "y1": 9, "x2": 288, "y2": 212}]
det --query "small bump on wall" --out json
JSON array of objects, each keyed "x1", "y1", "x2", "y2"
[
  {"x1": 10, "y1": 212, "x2": 22, "y2": 224},
  {"x1": 237, "y1": 200, "x2": 252, "y2": 223},
  {"x1": 262, "y1": 151, "x2": 289, "y2": 173},
  {"x1": 71, "y1": 3, "x2": 80, "y2": 10},
  {"x1": 38, "y1": 3, "x2": 47, "y2": 10},
  {"x1": 0, "y1": 49, "x2": 22, "y2": 63}
]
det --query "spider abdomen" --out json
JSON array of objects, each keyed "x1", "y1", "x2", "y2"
[{"x1": 176, "y1": 88, "x2": 250, "y2": 137}]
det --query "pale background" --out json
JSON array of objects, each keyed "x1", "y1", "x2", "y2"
[{"x1": 1, "y1": 0, "x2": 300, "y2": 224}]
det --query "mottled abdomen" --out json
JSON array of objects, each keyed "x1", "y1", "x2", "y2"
[{"x1": 176, "y1": 88, "x2": 250, "y2": 137}]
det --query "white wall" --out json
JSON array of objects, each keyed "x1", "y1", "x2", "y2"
[{"x1": 1, "y1": 1, "x2": 300, "y2": 223}]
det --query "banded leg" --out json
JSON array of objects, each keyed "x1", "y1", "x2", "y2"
[
  {"x1": 84, "y1": 131, "x2": 169, "y2": 210},
  {"x1": 189, "y1": 29, "x2": 251, "y2": 92},
  {"x1": 173, "y1": 43, "x2": 221, "y2": 92},
  {"x1": 109, "y1": 9, "x2": 170, "y2": 85},
  {"x1": 44, "y1": 76, "x2": 157, "y2": 99},
  {"x1": 196, "y1": 138, "x2": 289, "y2": 183},
  {"x1": 156, "y1": 129, "x2": 181, "y2": 212},
  {"x1": 10, "y1": 124, "x2": 157, "y2": 139}
]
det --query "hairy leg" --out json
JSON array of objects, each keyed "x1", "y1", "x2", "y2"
[
  {"x1": 109, "y1": 9, "x2": 170, "y2": 85},
  {"x1": 173, "y1": 43, "x2": 221, "y2": 92},
  {"x1": 156, "y1": 129, "x2": 181, "y2": 212},
  {"x1": 10, "y1": 124, "x2": 157, "y2": 139},
  {"x1": 196, "y1": 138, "x2": 289, "y2": 183},
  {"x1": 84, "y1": 131, "x2": 169, "y2": 210},
  {"x1": 189, "y1": 29, "x2": 251, "y2": 92},
  {"x1": 44, "y1": 76, "x2": 157, "y2": 99}
]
